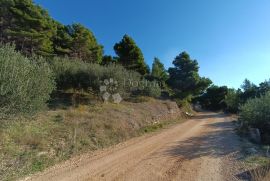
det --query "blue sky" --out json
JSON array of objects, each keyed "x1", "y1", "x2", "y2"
[{"x1": 35, "y1": 0, "x2": 270, "y2": 88}]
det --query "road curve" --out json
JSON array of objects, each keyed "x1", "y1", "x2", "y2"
[{"x1": 26, "y1": 112, "x2": 242, "y2": 181}]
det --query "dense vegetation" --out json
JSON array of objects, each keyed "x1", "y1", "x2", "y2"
[
  {"x1": 0, "y1": 0, "x2": 212, "y2": 116},
  {"x1": 197, "y1": 79, "x2": 270, "y2": 112},
  {"x1": 0, "y1": 44, "x2": 55, "y2": 118},
  {"x1": 0, "y1": 0, "x2": 103, "y2": 62},
  {"x1": 239, "y1": 92, "x2": 270, "y2": 143},
  {"x1": 49, "y1": 57, "x2": 141, "y2": 96},
  {"x1": 196, "y1": 85, "x2": 228, "y2": 111},
  {"x1": 197, "y1": 78, "x2": 270, "y2": 143}
]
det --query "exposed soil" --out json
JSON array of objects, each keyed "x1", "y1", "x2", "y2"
[{"x1": 25, "y1": 112, "x2": 245, "y2": 181}]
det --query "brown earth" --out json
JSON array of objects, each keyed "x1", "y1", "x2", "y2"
[{"x1": 25, "y1": 112, "x2": 244, "y2": 181}]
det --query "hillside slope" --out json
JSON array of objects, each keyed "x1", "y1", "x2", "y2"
[{"x1": 1, "y1": 99, "x2": 184, "y2": 180}]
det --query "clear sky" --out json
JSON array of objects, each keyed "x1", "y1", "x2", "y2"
[{"x1": 34, "y1": 0, "x2": 270, "y2": 88}]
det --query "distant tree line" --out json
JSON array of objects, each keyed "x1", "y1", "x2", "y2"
[{"x1": 196, "y1": 79, "x2": 270, "y2": 113}]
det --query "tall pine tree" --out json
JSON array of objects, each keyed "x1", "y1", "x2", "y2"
[
  {"x1": 0, "y1": 0, "x2": 56, "y2": 56},
  {"x1": 67, "y1": 23, "x2": 103, "y2": 63},
  {"x1": 114, "y1": 35, "x2": 148, "y2": 75},
  {"x1": 168, "y1": 52, "x2": 212, "y2": 98},
  {"x1": 0, "y1": 0, "x2": 103, "y2": 62}
]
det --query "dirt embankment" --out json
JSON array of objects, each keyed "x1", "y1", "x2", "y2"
[
  {"x1": 1, "y1": 99, "x2": 184, "y2": 181},
  {"x1": 97, "y1": 100, "x2": 183, "y2": 129}
]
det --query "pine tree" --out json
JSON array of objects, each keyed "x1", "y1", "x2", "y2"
[
  {"x1": 0, "y1": 0, "x2": 57, "y2": 56},
  {"x1": 114, "y1": 34, "x2": 148, "y2": 75},
  {"x1": 168, "y1": 52, "x2": 212, "y2": 98},
  {"x1": 0, "y1": 0, "x2": 104, "y2": 62},
  {"x1": 151, "y1": 57, "x2": 168, "y2": 82},
  {"x1": 53, "y1": 22, "x2": 73, "y2": 56},
  {"x1": 67, "y1": 23, "x2": 103, "y2": 63}
]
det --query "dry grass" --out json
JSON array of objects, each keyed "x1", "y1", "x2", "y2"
[
  {"x1": 0, "y1": 99, "x2": 182, "y2": 180},
  {"x1": 250, "y1": 167, "x2": 270, "y2": 181},
  {"x1": 241, "y1": 155, "x2": 270, "y2": 181}
]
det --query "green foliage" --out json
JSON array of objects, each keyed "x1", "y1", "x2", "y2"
[
  {"x1": 224, "y1": 88, "x2": 241, "y2": 113},
  {"x1": 101, "y1": 55, "x2": 117, "y2": 65},
  {"x1": 53, "y1": 22, "x2": 73, "y2": 56},
  {"x1": 114, "y1": 34, "x2": 148, "y2": 75},
  {"x1": 151, "y1": 57, "x2": 169, "y2": 83},
  {"x1": 239, "y1": 92, "x2": 270, "y2": 129},
  {"x1": 241, "y1": 79, "x2": 258, "y2": 102},
  {"x1": 258, "y1": 80, "x2": 270, "y2": 96},
  {"x1": 0, "y1": 0, "x2": 57, "y2": 56},
  {"x1": 67, "y1": 24, "x2": 103, "y2": 63},
  {"x1": 239, "y1": 92, "x2": 270, "y2": 143},
  {"x1": 136, "y1": 80, "x2": 162, "y2": 98},
  {"x1": 0, "y1": 0, "x2": 103, "y2": 63},
  {"x1": 140, "y1": 123, "x2": 164, "y2": 133},
  {"x1": 175, "y1": 96, "x2": 193, "y2": 112},
  {"x1": 0, "y1": 44, "x2": 55, "y2": 117},
  {"x1": 167, "y1": 52, "x2": 212, "y2": 99},
  {"x1": 48, "y1": 57, "x2": 141, "y2": 97},
  {"x1": 198, "y1": 85, "x2": 228, "y2": 111},
  {"x1": 196, "y1": 79, "x2": 270, "y2": 113}
]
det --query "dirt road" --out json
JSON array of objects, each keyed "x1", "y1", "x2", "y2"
[{"x1": 27, "y1": 112, "x2": 243, "y2": 181}]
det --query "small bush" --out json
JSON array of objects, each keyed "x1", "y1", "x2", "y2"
[
  {"x1": 133, "y1": 80, "x2": 161, "y2": 98},
  {"x1": 239, "y1": 92, "x2": 270, "y2": 142},
  {"x1": 239, "y1": 92, "x2": 270, "y2": 128},
  {"x1": 0, "y1": 44, "x2": 55, "y2": 117}
]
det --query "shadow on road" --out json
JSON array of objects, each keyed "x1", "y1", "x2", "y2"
[
  {"x1": 192, "y1": 112, "x2": 227, "y2": 120},
  {"x1": 163, "y1": 116, "x2": 241, "y2": 160}
]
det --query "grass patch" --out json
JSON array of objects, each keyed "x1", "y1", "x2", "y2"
[
  {"x1": 139, "y1": 118, "x2": 184, "y2": 134},
  {"x1": 240, "y1": 139, "x2": 270, "y2": 181},
  {"x1": 243, "y1": 157, "x2": 270, "y2": 181},
  {"x1": 245, "y1": 156, "x2": 270, "y2": 167},
  {"x1": 140, "y1": 123, "x2": 164, "y2": 133}
]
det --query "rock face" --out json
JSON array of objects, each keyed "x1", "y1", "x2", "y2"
[{"x1": 248, "y1": 128, "x2": 261, "y2": 144}]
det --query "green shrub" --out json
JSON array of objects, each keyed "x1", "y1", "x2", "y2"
[
  {"x1": 174, "y1": 96, "x2": 193, "y2": 113},
  {"x1": 137, "y1": 80, "x2": 162, "y2": 98},
  {"x1": 239, "y1": 92, "x2": 270, "y2": 128},
  {"x1": 0, "y1": 44, "x2": 55, "y2": 117},
  {"x1": 48, "y1": 57, "x2": 142, "y2": 98},
  {"x1": 239, "y1": 92, "x2": 270, "y2": 142}
]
